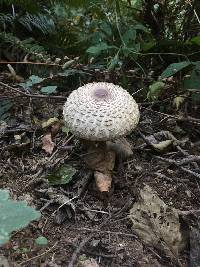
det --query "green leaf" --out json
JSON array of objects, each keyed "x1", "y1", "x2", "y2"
[
  {"x1": 35, "y1": 236, "x2": 48, "y2": 246},
  {"x1": 47, "y1": 165, "x2": 77, "y2": 186},
  {"x1": 107, "y1": 53, "x2": 119, "y2": 70},
  {"x1": 40, "y1": 86, "x2": 57, "y2": 94},
  {"x1": 191, "y1": 92, "x2": 200, "y2": 102},
  {"x1": 147, "y1": 81, "x2": 165, "y2": 100},
  {"x1": 122, "y1": 28, "x2": 136, "y2": 46},
  {"x1": 19, "y1": 80, "x2": 33, "y2": 90},
  {"x1": 29, "y1": 75, "x2": 44, "y2": 84},
  {"x1": 131, "y1": 0, "x2": 143, "y2": 10},
  {"x1": 100, "y1": 21, "x2": 112, "y2": 36},
  {"x1": 161, "y1": 61, "x2": 191, "y2": 78},
  {"x1": 0, "y1": 190, "x2": 41, "y2": 245},
  {"x1": 188, "y1": 36, "x2": 200, "y2": 46},
  {"x1": 183, "y1": 68, "x2": 200, "y2": 90},
  {"x1": 86, "y1": 42, "x2": 116, "y2": 56}
]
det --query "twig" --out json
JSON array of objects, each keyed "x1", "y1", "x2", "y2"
[
  {"x1": 67, "y1": 234, "x2": 93, "y2": 267},
  {"x1": 0, "y1": 81, "x2": 66, "y2": 100},
  {"x1": 180, "y1": 167, "x2": 200, "y2": 179},
  {"x1": 155, "y1": 156, "x2": 200, "y2": 179},
  {"x1": 0, "y1": 61, "x2": 60, "y2": 66},
  {"x1": 19, "y1": 242, "x2": 58, "y2": 265},
  {"x1": 69, "y1": 227, "x2": 137, "y2": 238},
  {"x1": 176, "y1": 156, "x2": 200, "y2": 165},
  {"x1": 155, "y1": 172, "x2": 190, "y2": 182}
]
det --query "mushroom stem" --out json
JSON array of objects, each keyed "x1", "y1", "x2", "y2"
[{"x1": 82, "y1": 140, "x2": 116, "y2": 192}]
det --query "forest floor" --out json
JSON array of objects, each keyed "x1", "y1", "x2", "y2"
[{"x1": 0, "y1": 71, "x2": 200, "y2": 267}]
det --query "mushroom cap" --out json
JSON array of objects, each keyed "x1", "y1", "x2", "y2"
[{"x1": 63, "y1": 82, "x2": 140, "y2": 141}]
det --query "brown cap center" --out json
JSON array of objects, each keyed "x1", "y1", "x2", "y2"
[{"x1": 94, "y1": 88, "x2": 108, "y2": 99}]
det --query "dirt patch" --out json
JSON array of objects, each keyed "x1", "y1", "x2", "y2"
[{"x1": 0, "y1": 77, "x2": 199, "y2": 267}]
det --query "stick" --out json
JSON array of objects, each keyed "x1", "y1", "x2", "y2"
[{"x1": 0, "y1": 81, "x2": 66, "y2": 100}]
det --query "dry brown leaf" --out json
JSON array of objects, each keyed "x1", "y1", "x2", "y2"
[
  {"x1": 152, "y1": 139, "x2": 173, "y2": 151},
  {"x1": 51, "y1": 121, "x2": 61, "y2": 137},
  {"x1": 94, "y1": 171, "x2": 112, "y2": 192},
  {"x1": 42, "y1": 133, "x2": 54, "y2": 154},
  {"x1": 129, "y1": 185, "x2": 186, "y2": 261}
]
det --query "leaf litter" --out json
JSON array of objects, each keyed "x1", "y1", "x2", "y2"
[
  {"x1": 129, "y1": 185, "x2": 186, "y2": 262},
  {"x1": 0, "y1": 71, "x2": 200, "y2": 267}
]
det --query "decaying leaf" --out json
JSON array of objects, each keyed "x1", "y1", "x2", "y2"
[
  {"x1": 151, "y1": 139, "x2": 173, "y2": 151},
  {"x1": 173, "y1": 96, "x2": 185, "y2": 110},
  {"x1": 129, "y1": 185, "x2": 185, "y2": 260},
  {"x1": 42, "y1": 117, "x2": 59, "y2": 128},
  {"x1": 42, "y1": 133, "x2": 54, "y2": 154}
]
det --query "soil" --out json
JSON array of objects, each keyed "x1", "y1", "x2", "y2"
[{"x1": 0, "y1": 75, "x2": 200, "y2": 267}]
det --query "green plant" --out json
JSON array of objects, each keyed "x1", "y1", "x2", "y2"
[
  {"x1": 0, "y1": 189, "x2": 40, "y2": 245},
  {"x1": 161, "y1": 60, "x2": 200, "y2": 101}
]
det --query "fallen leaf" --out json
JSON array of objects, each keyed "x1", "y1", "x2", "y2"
[
  {"x1": 42, "y1": 133, "x2": 54, "y2": 154},
  {"x1": 51, "y1": 121, "x2": 61, "y2": 137},
  {"x1": 152, "y1": 139, "x2": 173, "y2": 151},
  {"x1": 173, "y1": 96, "x2": 185, "y2": 110},
  {"x1": 42, "y1": 117, "x2": 59, "y2": 128},
  {"x1": 47, "y1": 165, "x2": 77, "y2": 185},
  {"x1": 129, "y1": 185, "x2": 185, "y2": 260}
]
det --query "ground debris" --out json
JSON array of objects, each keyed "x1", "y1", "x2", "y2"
[{"x1": 129, "y1": 185, "x2": 186, "y2": 263}]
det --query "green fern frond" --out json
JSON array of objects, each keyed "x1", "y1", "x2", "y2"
[
  {"x1": 19, "y1": 13, "x2": 55, "y2": 34},
  {"x1": 0, "y1": 13, "x2": 13, "y2": 29},
  {"x1": 0, "y1": 32, "x2": 48, "y2": 60},
  {"x1": 0, "y1": 0, "x2": 41, "y2": 13}
]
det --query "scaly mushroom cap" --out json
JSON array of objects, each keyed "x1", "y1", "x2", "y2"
[{"x1": 63, "y1": 82, "x2": 140, "y2": 141}]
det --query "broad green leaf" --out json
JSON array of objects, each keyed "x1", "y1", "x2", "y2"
[
  {"x1": 183, "y1": 68, "x2": 200, "y2": 90},
  {"x1": 35, "y1": 236, "x2": 48, "y2": 246},
  {"x1": 29, "y1": 75, "x2": 44, "y2": 84},
  {"x1": 19, "y1": 80, "x2": 33, "y2": 90},
  {"x1": 147, "y1": 81, "x2": 165, "y2": 100},
  {"x1": 141, "y1": 41, "x2": 156, "y2": 51},
  {"x1": 0, "y1": 190, "x2": 41, "y2": 245},
  {"x1": 40, "y1": 86, "x2": 57, "y2": 94},
  {"x1": 47, "y1": 165, "x2": 77, "y2": 186},
  {"x1": 161, "y1": 61, "x2": 191, "y2": 78},
  {"x1": 86, "y1": 42, "x2": 115, "y2": 55},
  {"x1": 133, "y1": 23, "x2": 149, "y2": 33},
  {"x1": 188, "y1": 36, "x2": 200, "y2": 46},
  {"x1": 100, "y1": 21, "x2": 112, "y2": 36},
  {"x1": 122, "y1": 28, "x2": 136, "y2": 45}
]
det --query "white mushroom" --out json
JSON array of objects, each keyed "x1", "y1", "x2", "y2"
[
  {"x1": 63, "y1": 82, "x2": 140, "y2": 193},
  {"x1": 63, "y1": 82, "x2": 139, "y2": 141}
]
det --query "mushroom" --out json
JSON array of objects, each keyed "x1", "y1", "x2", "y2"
[{"x1": 63, "y1": 82, "x2": 140, "y2": 193}]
